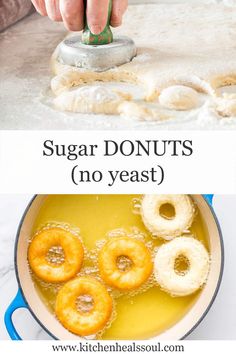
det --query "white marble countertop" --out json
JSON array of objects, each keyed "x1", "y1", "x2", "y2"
[{"x1": 0, "y1": 194, "x2": 236, "y2": 340}]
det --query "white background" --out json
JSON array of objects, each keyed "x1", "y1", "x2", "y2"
[
  {"x1": 0, "y1": 131, "x2": 236, "y2": 194},
  {"x1": 0, "y1": 194, "x2": 236, "y2": 340}
]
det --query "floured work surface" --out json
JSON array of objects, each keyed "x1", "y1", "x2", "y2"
[
  {"x1": 2, "y1": 3, "x2": 236, "y2": 129},
  {"x1": 50, "y1": 3, "x2": 236, "y2": 126}
]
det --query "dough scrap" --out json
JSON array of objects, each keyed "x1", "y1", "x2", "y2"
[
  {"x1": 51, "y1": 3, "x2": 236, "y2": 119},
  {"x1": 119, "y1": 101, "x2": 172, "y2": 121},
  {"x1": 159, "y1": 85, "x2": 200, "y2": 111},
  {"x1": 215, "y1": 93, "x2": 236, "y2": 117}
]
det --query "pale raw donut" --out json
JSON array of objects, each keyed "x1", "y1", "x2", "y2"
[
  {"x1": 159, "y1": 85, "x2": 200, "y2": 111},
  {"x1": 28, "y1": 227, "x2": 84, "y2": 283},
  {"x1": 55, "y1": 276, "x2": 113, "y2": 336},
  {"x1": 98, "y1": 237, "x2": 153, "y2": 290},
  {"x1": 154, "y1": 237, "x2": 210, "y2": 296},
  {"x1": 141, "y1": 195, "x2": 195, "y2": 239}
]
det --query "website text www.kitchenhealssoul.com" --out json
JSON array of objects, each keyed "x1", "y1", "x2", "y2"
[{"x1": 51, "y1": 342, "x2": 184, "y2": 353}]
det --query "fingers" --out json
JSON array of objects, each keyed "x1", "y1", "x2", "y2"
[
  {"x1": 45, "y1": 0, "x2": 62, "y2": 21},
  {"x1": 31, "y1": 0, "x2": 47, "y2": 16},
  {"x1": 110, "y1": 0, "x2": 128, "y2": 27},
  {"x1": 59, "y1": 0, "x2": 84, "y2": 31},
  {"x1": 87, "y1": 0, "x2": 109, "y2": 35}
]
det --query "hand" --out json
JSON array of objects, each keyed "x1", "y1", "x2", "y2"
[{"x1": 31, "y1": 0, "x2": 128, "y2": 33}]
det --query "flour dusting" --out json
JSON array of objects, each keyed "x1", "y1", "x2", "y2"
[{"x1": 74, "y1": 86, "x2": 119, "y2": 103}]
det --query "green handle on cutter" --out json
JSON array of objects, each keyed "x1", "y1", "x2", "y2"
[{"x1": 82, "y1": 0, "x2": 113, "y2": 45}]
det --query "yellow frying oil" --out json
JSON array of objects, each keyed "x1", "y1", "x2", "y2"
[{"x1": 30, "y1": 195, "x2": 209, "y2": 340}]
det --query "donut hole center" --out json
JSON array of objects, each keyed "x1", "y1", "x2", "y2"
[
  {"x1": 159, "y1": 203, "x2": 176, "y2": 220},
  {"x1": 116, "y1": 255, "x2": 133, "y2": 272},
  {"x1": 174, "y1": 254, "x2": 190, "y2": 276},
  {"x1": 76, "y1": 294, "x2": 94, "y2": 313},
  {"x1": 46, "y1": 246, "x2": 65, "y2": 265}
]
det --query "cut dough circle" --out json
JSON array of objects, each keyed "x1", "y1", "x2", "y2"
[
  {"x1": 54, "y1": 85, "x2": 124, "y2": 114},
  {"x1": 141, "y1": 195, "x2": 195, "y2": 239},
  {"x1": 159, "y1": 85, "x2": 199, "y2": 111},
  {"x1": 154, "y1": 237, "x2": 210, "y2": 296}
]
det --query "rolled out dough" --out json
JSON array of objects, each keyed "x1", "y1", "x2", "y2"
[{"x1": 50, "y1": 3, "x2": 236, "y2": 119}]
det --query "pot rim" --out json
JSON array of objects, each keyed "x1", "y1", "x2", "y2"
[{"x1": 13, "y1": 194, "x2": 225, "y2": 341}]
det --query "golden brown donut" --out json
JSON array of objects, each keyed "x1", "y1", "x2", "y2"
[{"x1": 55, "y1": 276, "x2": 113, "y2": 336}]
